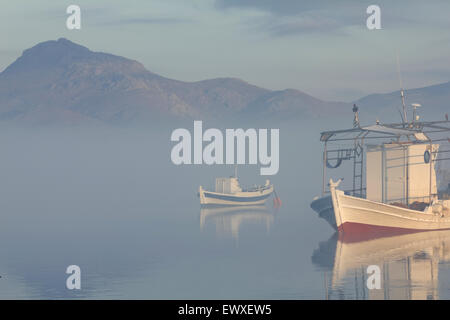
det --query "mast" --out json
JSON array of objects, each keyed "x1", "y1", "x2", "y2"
[{"x1": 396, "y1": 53, "x2": 407, "y2": 126}]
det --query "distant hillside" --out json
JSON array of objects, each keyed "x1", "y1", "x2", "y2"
[
  {"x1": 0, "y1": 38, "x2": 347, "y2": 125},
  {"x1": 354, "y1": 82, "x2": 450, "y2": 124},
  {"x1": 0, "y1": 38, "x2": 448, "y2": 126}
]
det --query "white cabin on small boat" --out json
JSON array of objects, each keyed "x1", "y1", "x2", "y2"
[
  {"x1": 199, "y1": 176, "x2": 274, "y2": 206},
  {"x1": 215, "y1": 177, "x2": 242, "y2": 194}
]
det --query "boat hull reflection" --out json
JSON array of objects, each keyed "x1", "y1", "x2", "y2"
[
  {"x1": 200, "y1": 205, "x2": 275, "y2": 240},
  {"x1": 312, "y1": 230, "x2": 450, "y2": 299}
]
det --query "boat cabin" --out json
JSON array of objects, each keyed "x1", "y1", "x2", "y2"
[
  {"x1": 215, "y1": 177, "x2": 242, "y2": 194},
  {"x1": 319, "y1": 106, "x2": 450, "y2": 207},
  {"x1": 366, "y1": 142, "x2": 439, "y2": 205}
]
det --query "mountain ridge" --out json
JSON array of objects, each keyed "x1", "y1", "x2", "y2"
[
  {"x1": 0, "y1": 38, "x2": 349, "y2": 125},
  {"x1": 0, "y1": 38, "x2": 448, "y2": 126},
  {"x1": 355, "y1": 81, "x2": 450, "y2": 123}
]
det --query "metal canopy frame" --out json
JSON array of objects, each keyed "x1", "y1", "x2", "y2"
[{"x1": 320, "y1": 118, "x2": 450, "y2": 203}]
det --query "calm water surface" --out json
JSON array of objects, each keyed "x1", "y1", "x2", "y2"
[{"x1": 0, "y1": 125, "x2": 450, "y2": 299}]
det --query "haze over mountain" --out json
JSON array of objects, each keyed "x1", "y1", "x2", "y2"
[
  {"x1": 355, "y1": 82, "x2": 450, "y2": 124},
  {"x1": 0, "y1": 38, "x2": 448, "y2": 126},
  {"x1": 0, "y1": 38, "x2": 348, "y2": 126}
]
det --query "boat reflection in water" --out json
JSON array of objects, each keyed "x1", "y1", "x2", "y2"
[
  {"x1": 200, "y1": 205, "x2": 275, "y2": 240},
  {"x1": 312, "y1": 230, "x2": 450, "y2": 299}
]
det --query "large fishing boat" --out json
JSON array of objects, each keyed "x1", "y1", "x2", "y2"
[{"x1": 311, "y1": 100, "x2": 450, "y2": 234}]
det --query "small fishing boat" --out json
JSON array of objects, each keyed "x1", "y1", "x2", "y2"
[
  {"x1": 199, "y1": 169, "x2": 274, "y2": 206},
  {"x1": 311, "y1": 99, "x2": 450, "y2": 234}
]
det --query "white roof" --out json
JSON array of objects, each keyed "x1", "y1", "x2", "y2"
[
  {"x1": 320, "y1": 124, "x2": 419, "y2": 142},
  {"x1": 361, "y1": 125, "x2": 417, "y2": 136}
]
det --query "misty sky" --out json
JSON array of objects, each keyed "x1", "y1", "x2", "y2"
[{"x1": 2, "y1": 0, "x2": 450, "y2": 101}]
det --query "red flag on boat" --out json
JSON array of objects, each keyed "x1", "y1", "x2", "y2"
[{"x1": 273, "y1": 190, "x2": 282, "y2": 207}]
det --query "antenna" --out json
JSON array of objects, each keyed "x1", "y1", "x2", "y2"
[
  {"x1": 396, "y1": 52, "x2": 407, "y2": 126},
  {"x1": 412, "y1": 103, "x2": 421, "y2": 124}
]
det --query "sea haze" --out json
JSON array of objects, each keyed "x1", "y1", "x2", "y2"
[
  {"x1": 0, "y1": 38, "x2": 450, "y2": 299},
  {"x1": 0, "y1": 122, "x2": 329, "y2": 299}
]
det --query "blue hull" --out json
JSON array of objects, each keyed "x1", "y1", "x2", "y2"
[
  {"x1": 310, "y1": 195, "x2": 337, "y2": 230},
  {"x1": 203, "y1": 191, "x2": 272, "y2": 203}
]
